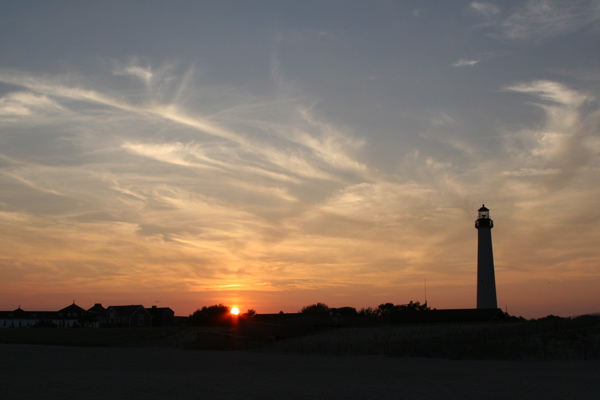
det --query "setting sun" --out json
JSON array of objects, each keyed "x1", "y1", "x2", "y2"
[{"x1": 230, "y1": 307, "x2": 240, "y2": 315}]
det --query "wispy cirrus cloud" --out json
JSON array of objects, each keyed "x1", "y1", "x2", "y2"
[
  {"x1": 111, "y1": 60, "x2": 153, "y2": 85},
  {"x1": 0, "y1": 62, "x2": 372, "y2": 243},
  {"x1": 0, "y1": 91, "x2": 64, "y2": 117},
  {"x1": 502, "y1": 80, "x2": 598, "y2": 194},
  {"x1": 500, "y1": 0, "x2": 600, "y2": 41},
  {"x1": 451, "y1": 58, "x2": 480, "y2": 67},
  {"x1": 469, "y1": 2, "x2": 501, "y2": 19},
  {"x1": 503, "y1": 80, "x2": 593, "y2": 107},
  {"x1": 468, "y1": 0, "x2": 600, "y2": 42}
]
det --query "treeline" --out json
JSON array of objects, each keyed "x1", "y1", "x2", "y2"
[
  {"x1": 187, "y1": 300, "x2": 592, "y2": 327},
  {"x1": 188, "y1": 304, "x2": 256, "y2": 327},
  {"x1": 299, "y1": 301, "x2": 430, "y2": 317},
  {"x1": 188, "y1": 301, "x2": 431, "y2": 327}
]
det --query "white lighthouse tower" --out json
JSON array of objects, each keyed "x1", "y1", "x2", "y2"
[{"x1": 475, "y1": 204, "x2": 498, "y2": 309}]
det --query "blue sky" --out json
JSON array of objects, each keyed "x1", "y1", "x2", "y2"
[{"x1": 1, "y1": 1, "x2": 599, "y2": 318}]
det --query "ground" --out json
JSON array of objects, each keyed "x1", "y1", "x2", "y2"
[{"x1": 1, "y1": 344, "x2": 599, "y2": 399}]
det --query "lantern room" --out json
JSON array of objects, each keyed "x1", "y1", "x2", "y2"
[
  {"x1": 475, "y1": 204, "x2": 493, "y2": 229},
  {"x1": 478, "y1": 205, "x2": 489, "y2": 219}
]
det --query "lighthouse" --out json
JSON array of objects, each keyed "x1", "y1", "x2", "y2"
[{"x1": 475, "y1": 204, "x2": 498, "y2": 309}]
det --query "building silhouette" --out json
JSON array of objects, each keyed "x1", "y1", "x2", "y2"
[
  {"x1": 0, "y1": 302, "x2": 175, "y2": 328},
  {"x1": 475, "y1": 204, "x2": 498, "y2": 309}
]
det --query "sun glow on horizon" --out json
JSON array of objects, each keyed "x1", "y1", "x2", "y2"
[{"x1": 230, "y1": 307, "x2": 240, "y2": 315}]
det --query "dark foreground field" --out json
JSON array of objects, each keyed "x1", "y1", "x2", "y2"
[{"x1": 1, "y1": 343, "x2": 599, "y2": 400}]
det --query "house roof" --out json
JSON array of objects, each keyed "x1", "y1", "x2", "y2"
[
  {"x1": 58, "y1": 303, "x2": 87, "y2": 314},
  {"x1": 87, "y1": 303, "x2": 106, "y2": 313},
  {"x1": 0, "y1": 308, "x2": 55, "y2": 319},
  {"x1": 11, "y1": 307, "x2": 29, "y2": 318},
  {"x1": 106, "y1": 305, "x2": 152, "y2": 318}
]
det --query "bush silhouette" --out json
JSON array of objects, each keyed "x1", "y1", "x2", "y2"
[
  {"x1": 300, "y1": 303, "x2": 330, "y2": 314},
  {"x1": 189, "y1": 304, "x2": 232, "y2": 326}
]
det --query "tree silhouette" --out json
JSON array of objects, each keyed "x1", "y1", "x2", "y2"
[
  {"x1": 189, "y1": 304, "x2": 231, "y2": 326},
  {"x1": 376, "y1": 303, "x2": 398, "y2": 316},
  {"x1": 300, "y1": 303, "x2": 330, "y2": 314},
  {"x1": 375, "y1": 301, "x2": 430, "y2": 316},
  {"x1": 333, "y1": 306, "x2": 358, "y2": 316},
  {"x1": 358, "y1": 306, "x2": 378, "y2": 317},
  {"x1": 398, "y1": 301, "x2": 430, "y2": 311}
]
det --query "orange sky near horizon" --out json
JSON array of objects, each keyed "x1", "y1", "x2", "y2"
[{"x1": 2, "y1": 202, "x2": 598, "y2": 319}]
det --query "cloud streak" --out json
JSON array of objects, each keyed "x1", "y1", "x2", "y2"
[
  {"x1": 501, "y1": 0, "x2": 600, "y2": 41},
  {"x1": 451, "y1": 59, "x2": 480, "y2": 67},
  {"x1": 468, "y1": 0, "x2": 600, "y2": 42}
]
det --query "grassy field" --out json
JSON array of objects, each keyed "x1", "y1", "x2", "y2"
[
  {"x1": 0, "y1": 326, "x2": 223, "y2": 347},
  {"x1": 2, "y1": 318, "x2": 598, "y2": 399},
  {"x1": 3, "y1": 343, "x2": 599, "y2": 400},
  {"x1": 254, "y1": 318, "x2": 600, "y2": 360},
  {"x1": 1, "y1": 316, "x2": 598, "y2": 360}
]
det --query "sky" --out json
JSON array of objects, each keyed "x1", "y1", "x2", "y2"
[{"x1": 1, "y1": 1, "x2": 599, "y2": 319}]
